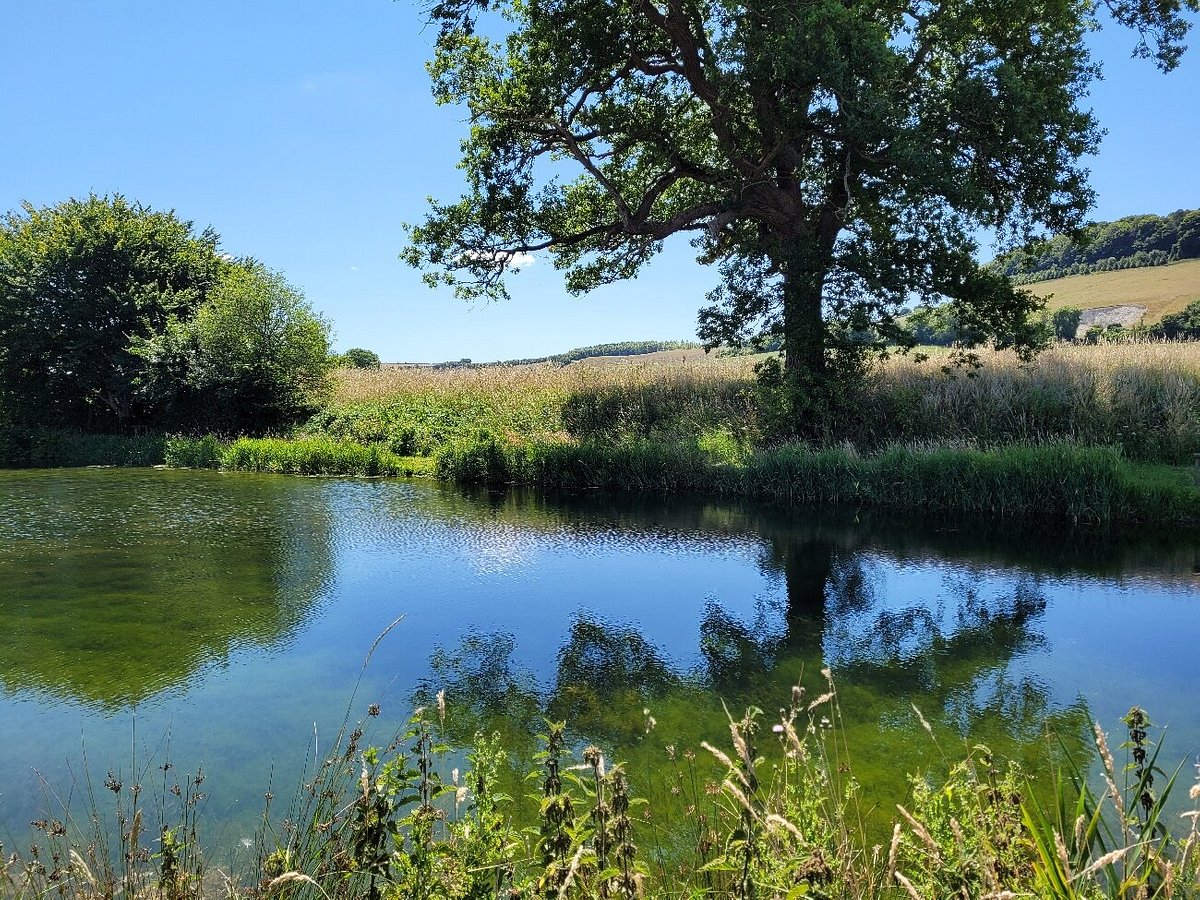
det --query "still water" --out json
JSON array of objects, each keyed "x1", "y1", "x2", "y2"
[{"x1": 1, "y1": 468, "x2": 1197, "y2": 848}]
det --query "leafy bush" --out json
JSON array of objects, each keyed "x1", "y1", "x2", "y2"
[
  {"x1": 339, "y1": 347, "x2": 383, "y2": 369},
  {"x1": 1154, "y1": 297, "x2": 1200, "y2": 340},
  {"x1": 0, "y1": 194, "x2": 222, "y2": 431}
]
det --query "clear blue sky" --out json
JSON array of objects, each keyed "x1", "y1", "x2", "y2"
[{"x1": 2, "y1": 1, "x2": 1197, "y2": 362}]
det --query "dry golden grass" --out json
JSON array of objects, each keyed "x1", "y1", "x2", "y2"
[
  {"x1": 868, "y1": 341, "x2": 1200, "y2": 461},
  {"x1": 882, "y1": 338, "x2": 1200, "y2": 378},
  {"x1": 324, "y1": 340, "x2": 1200, "y2": 461},
  {"x1": 339, "y1": 341, "x2": 1200, "y2": 401},
  {"x1": 1026, "y1": 258, "x2": 1200, "y2": 322},
  {"x1": 332, "y1": 354, "x2": 756, "y2": 405}
]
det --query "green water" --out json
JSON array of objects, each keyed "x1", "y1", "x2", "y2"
[{"x1": 0, "y1": 468, "x2": 1198, "y2": 851}]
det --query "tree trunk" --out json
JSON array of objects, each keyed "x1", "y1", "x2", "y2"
[
  {"x1": 779, "y1": 537, "x2": 835, "y2": 660},
  {"x1": 779, "y1": 248, "x2": 830, "y2": 436}
]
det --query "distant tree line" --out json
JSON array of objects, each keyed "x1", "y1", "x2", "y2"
[
  {"x1": 429, "y1": 340, "x2": 700, "y2": 369},
  {"x1": 989, "y1": 209, "x2": 1200, "y2": 284},
  {"x1": 0, "y1": 195, "x2": 332, "y2": 434}
]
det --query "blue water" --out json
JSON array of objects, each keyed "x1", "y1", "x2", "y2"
[{"x1": 1, "y1": 468, "x2": 1197, "y2": 850}]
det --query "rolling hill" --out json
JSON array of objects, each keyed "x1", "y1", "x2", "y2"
[{"x1": 1026, "y1": 257, "x2": 1200, "y2": 325}]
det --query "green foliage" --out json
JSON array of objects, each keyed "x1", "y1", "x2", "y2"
[
  {"x1": 1154, "y1": 297, "x2": 1200, "y2": 340},
  {"x1": 0, "y1": 427, "x2": 167, "y2": 468},
  {"x1": 340, "y1": 347, "x2": 383, "y2": 369},
  {"x1": 158, "y1": 262, "x2": 334, "y2": 433},
  {"x1": 222, "y1": 437, "x2": 415, "y2": 477},
  {"x1": 895, "y1": 749, "x2": 1030, "y2": 897},
  {"x1": 0, "y1": 194, "x2": 222, "y2": 430},
  {"x1": 163, "y1": 433, "x2": 227, "y2": 469},
  {"x1": 1048, "y1": 307, "x2": 1084, "y2": 342},
  {"x1": 902, "y1": 304, "x2": 985, "y2": 348},
  {"x1": 992, "y1": 209, "x2": 1200, "y2": 283},
  {"x1": 405, "y1": 0, "x2": 1194, "y2": 429},
  {"x1": 8, "y1": 668, "x2": 1200, "y2": 900},
  {"x1": 560, "y1": 376, "x2": 755, "y2": 445},
  {"x1": 0, "y1": 195, "x2": 332, "y2": 435},
  {"x1": 433, "y1": 437, "x2": 1200, "y2": 525}
]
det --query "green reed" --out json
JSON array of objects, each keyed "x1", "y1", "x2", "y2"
[
  {"x1": 434, "y1": 437, "x2": 1200, "y2": 526},
  {"x1": 162, "y1": 435, "x2": 433, "y2": 478}
]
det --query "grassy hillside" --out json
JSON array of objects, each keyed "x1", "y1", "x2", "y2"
[{"x1": 1027, "y1": 257, "x2": 1200, "y2": 323}]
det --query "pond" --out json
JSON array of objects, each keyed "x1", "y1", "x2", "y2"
[{"x1": 1, "y1": 467, "x2": 1198, "y2": 852}]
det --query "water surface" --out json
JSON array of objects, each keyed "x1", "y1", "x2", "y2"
[{"x1": 1, "y1": 468, "x2": 1197, "y2": 847}]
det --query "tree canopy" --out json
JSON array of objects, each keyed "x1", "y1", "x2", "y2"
[
  {"x1": 156, "y1": 261, "x2": 334, "y2": 433},
  {"x1": 0, "y1": 195, "x2": 222, "y2": 430},
  {"x1": 406, "y1": 0, "x2": 1196, "y2": 430},
  {"x1": 339, "y1": 347, "x2": 384, "y2": 369},
  {"x1": 0, "y1": 195, "x2": 332, "y2": 433}
]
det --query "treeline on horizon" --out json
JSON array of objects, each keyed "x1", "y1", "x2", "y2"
[
  {"x1": 428, "y1": 340, "x2": 701, "y2": 369},
  {"x1": 989, "y1": 208, "x2": 1200, "y2": 284}
]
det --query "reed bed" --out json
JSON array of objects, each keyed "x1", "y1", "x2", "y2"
[
  {"x1": 319, "y1": 358, "x2": 758, "y2": 452},
  {"x1": 6, "y1": 682, "x2": 1199, "y2": 899},
  {"x1": 854, "y1": 342, "x2": 1200, "y2": 463},
  {"x1": 165, "y1": 435, "x2": 433, "y2": 478},
  {"x1": 435, "y1": 439, "x2": 1200, "y2": 525}
]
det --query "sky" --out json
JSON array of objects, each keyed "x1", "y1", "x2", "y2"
[{"x1": 2, "y1": 1, "x2": 1198, "y2": 363}]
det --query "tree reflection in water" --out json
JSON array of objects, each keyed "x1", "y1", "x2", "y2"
[{"x1": 416, "y1": 517, "x2": 1092, "y2": 825}]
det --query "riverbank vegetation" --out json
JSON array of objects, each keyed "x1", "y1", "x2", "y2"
[
  {"x1": 4, "y1": 341, "x2": 1199, "y2": 524},
  {"x1": 4, "y1": 684, "x2": 1198, "y2": 899}
]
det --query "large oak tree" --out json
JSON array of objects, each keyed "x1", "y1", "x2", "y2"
[{"x1": 405, "y1": 0, "x2": 1196, "y2": 429}]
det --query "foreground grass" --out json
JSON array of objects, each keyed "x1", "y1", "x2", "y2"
[{"x1": 5, "y1": 684, "x2": 1198, "y2": 899}]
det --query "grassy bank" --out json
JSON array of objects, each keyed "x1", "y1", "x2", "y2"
[
  {"x1": 3, "y1": 343, "x2": 1198, "y2": 525},
  {"x1": 5, "y1": 685, "x2": 1198, "y2": 899},
  {"x1": 432, "y1": 438, "x2": 1200, "y2": 526}
]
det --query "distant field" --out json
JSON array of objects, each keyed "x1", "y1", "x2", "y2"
[
  {"x1": 1027, "y1": 257, "x2": 1200, "y2": 323},
  {"x1": 566, "y1": 347, "x2": 715, "y2": 366}
]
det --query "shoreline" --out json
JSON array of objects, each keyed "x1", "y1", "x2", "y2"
[{"x1": 3, "y1": 427, "x2": 1197, "y2": 527}]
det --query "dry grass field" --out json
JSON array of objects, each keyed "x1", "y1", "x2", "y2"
[
  {"x1": 1026, "y1": 257, "x2": 1200, "y2": 322},
  {"x1": 326, "y1": 340, "x2": 1200, "y2": 461}
]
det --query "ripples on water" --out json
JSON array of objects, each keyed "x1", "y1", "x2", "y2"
[{"x1": 0, "y1": 467, "x2": 1197, "y2": 843}]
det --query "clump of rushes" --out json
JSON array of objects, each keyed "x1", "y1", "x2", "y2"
[
  {"x1": 9, "y1": 689, "x2": 1200, "y2": 898},
  {"x1": 435, "y1": 437, "x2": 1200, "y2": 526},
  {"x1": 162, "y1": 435, "x2": 434, "y2": 478}
]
